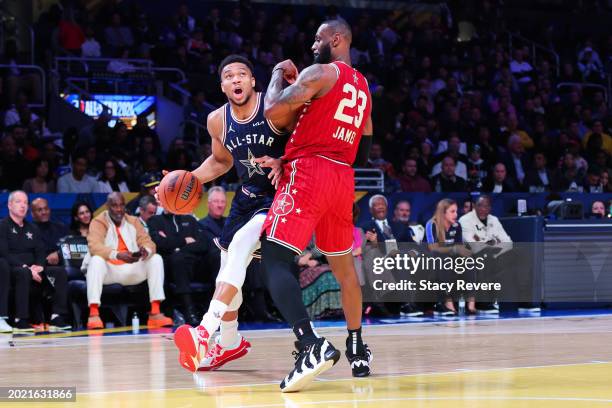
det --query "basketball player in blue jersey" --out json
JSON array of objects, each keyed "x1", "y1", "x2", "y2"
[{"x1": 172, "y1": 55, "x2": 293, "y2": 372}]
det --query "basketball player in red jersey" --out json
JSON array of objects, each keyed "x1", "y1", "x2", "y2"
[{"x1": 255, "y1": 20, "x2": 373, "y2": 392}]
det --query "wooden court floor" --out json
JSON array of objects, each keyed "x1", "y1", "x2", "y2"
[{"x1": 1, "y1": 314, "x2": 612, "y2": 407}]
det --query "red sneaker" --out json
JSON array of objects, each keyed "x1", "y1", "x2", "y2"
[
  {"x1": 173, "y1": 324, "x2": 210, "y2": 372},
  {"x1": 197, "y1": 336, "x2": 251, "y2": 371}
]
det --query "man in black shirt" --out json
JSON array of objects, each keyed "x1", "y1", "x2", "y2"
[
  {"x1": 198, "y1": 186, "x2": 227, "y2": 242},
  {"x1": 31, "y1": 198, "x2": 70, "y2": 267},
  {"x1": 0, "y1": 191, "x2": 71, "y2": 332},
  {"x1": 148, "y1": 211, "x2": 211, "y2": 326}
]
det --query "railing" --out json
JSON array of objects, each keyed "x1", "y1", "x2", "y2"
[
  {"x1": 0, "y1": 64, "x2": 46, "y2": 107},
  {"x1": 54, "y1": 56, "x2": 153, "y2": 74},
  {"x1": 181, "y1": 118, "x2": 210, "y2": 148},
  {"x1": 506, "y1": 31, "x2": 560, "y2": 77},
  {"x1": 354, "y1": 168, "x2": 385, "y2": 192}
]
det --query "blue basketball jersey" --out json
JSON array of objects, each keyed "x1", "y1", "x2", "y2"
[{"x1": 222, "y1": 92, "x2": 286, "y2": 195}]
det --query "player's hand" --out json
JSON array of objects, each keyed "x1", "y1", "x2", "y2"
[
  {"x1": 274, "y1": 60, "x2": 298, "y2": 84},
  {"x1": 254, "y1": 156, "x2": 283, "y2": 189},
  {"x1": 365, "y1": 230, "x2": 378, "y2": 243},
  {"x1": 46, "y1": 251, "x2": 60, "y2": 265},
  {"x1": 117, "y1": 251, "x2": 138, "y2": 263}
]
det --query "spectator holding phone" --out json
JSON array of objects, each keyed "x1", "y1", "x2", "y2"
[{"x1": 83, "y1": 192, "x2": 172, "y2": 330}]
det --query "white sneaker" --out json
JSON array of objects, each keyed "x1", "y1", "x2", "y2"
[{"x1": 0, "y1": 317, "x2": 13, "y2": 333}]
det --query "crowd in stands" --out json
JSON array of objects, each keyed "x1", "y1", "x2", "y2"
[{"x1": 1, "y1": 1, "x2": 612, "y2": 194}]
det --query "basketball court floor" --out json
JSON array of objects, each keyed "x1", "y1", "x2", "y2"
[{"x1": 1, "y1": 311, "x2": 612, "y2": 407}]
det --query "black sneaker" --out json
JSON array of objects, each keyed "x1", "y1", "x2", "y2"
[
  {"x1": 433, "y1": 302, "x2": 456, "y2": 316},
  {"x1": 280, "y1": 337, "x2": 340, "y2": 393},
  {"x1": 400, "y1": 303, "x2": 424, "y2": 317},
  {"x1": 49, "y1": 316, "x2": 72, "y2": 331},
  {"x1": 345, "y1": 343, "x2": 373, "y2": 377},
  {"x1": 13, "y1": 319, "x2": 34, "y2": 332}
]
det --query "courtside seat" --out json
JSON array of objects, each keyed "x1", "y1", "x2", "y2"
[{"x1": 69, "y1": 280, "x2": 149, "y2": 329}]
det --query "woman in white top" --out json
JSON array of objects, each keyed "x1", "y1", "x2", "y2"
[{"x1": 97, "y1": 159, "x2": 129, "y2": 193}]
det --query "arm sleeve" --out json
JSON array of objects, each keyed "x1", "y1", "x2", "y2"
[
  {"x1": 87, "y1": 218, "x2": 114, "y2": 260},
  {"x1": 134, "y1": 218, "x2": 156, "y2": 255},
  {"x1": 33, "y1": 226, "x2": 46, "y2": 266},
  {"x1": 148, "y1": 217, "x2": 180, "y2": 253}
]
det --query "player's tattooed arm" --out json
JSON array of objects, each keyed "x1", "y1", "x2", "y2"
[
  {"x1": 264, "y1": 61, "x2": 335, "y2": 124},
  {"x1": 192, "y1": 108, "x2": 234, "y2": 184}
]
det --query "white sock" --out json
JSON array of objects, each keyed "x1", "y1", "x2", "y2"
[
  {"x1": 219, "y1": 319, "x2": 240, "y2": 348},
  {"x1": 200, "y1": 300, "x2": 228, "y2": 335}
]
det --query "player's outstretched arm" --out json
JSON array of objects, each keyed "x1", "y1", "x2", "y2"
[
  {"x1": 192, "y1": 108, "x2": 234, "y2": 184},
  {"x1": 354, "y1": 113, "x2": 373, "y2": 167},
  {"x1": 264, "y1": 61, "x2": 336, "y2": 124}
]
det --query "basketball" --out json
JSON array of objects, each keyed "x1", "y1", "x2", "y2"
[{"x1": 158, "y1": 170, "x2": 203, "y2": 215}]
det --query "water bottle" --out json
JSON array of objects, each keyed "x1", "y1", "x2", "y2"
[
  {"x1": 132, "y1": 312, "x2": 140, "y2": 334},
  {"x1": 458, "y1": 296, "x2": 466, "y2": 317}
]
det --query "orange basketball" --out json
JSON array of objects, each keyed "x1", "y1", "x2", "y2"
[{"x1": 158, "y1": 170, "x2": 203, "y2": 215}]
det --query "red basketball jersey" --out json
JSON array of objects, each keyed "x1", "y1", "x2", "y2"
[{"x1": 283, "y1": 61, "x2": 372, "y2": 165}]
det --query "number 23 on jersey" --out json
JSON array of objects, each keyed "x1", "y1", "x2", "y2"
[{"x1": 332, "y1": 83, "x2": 367, "y2": 144}]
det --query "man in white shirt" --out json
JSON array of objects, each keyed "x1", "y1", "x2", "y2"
[
  {"x1": 57, "y1": 155, "x2": 98, "y2": 193},
  {"x1": 459, "y1": 195, "x2": 513, "y2": 314},
  {"x1": 510, "y1": 49, "x2": 533, "y2": 84}
]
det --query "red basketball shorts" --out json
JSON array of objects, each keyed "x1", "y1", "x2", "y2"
[{"x1": 262, "y1": 155, "x2": 354, "y2": 256}]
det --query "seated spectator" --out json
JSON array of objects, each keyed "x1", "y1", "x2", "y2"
[
  {"x1": 84, "y1": 193, "x2": 172, "y2": 330},
  {"x1": 524, "y1": 152, "x2": 559, "y2": 192},
  {"x1": 467, "y1": 144, "x2": 489, "y2": 181},
  {"x1": 392, "y1": 200, "x2": 412, "y2": 228},
  {"x1": 31, "y1": 198, "x2": 70, "y2": 269},
  {"x1": 459, "y1": 195, "x2": 513, "y2": 314},
  {"x1": 583, "y1": 120, "x2": 612, "y2": 156},
  {"x1": 425, "y1": 199, "x2": 472, "y2": 316},
  {"x1": 583, "y1": 166, "x2": 603, "y2": 193},
  {"x1": 399, "y1": 158, "x2": 431, "y2": 192},
  {"x1": 97, "y1": 159, "x2": 130, "y2": 193},
  {"x1": 501, "y1": 135, "x2": 530, "y2": 188},
  {"x1": 298, "y1": 237, "x2": 343, "y2": 320},
  {"x1": 431, "y1": 156, "x2": 467, "y2": 192},
  {"x1": 81, "y1": 26, "x2": 101, "y2": 57},
  {"x1": 484, "y1": 163, "x2": 517, "y2": 193},
  {"x1": 148, "y1": 209, "x2": 211, "y2": 327},
  {"x1": 199, "y1": 186, "x2": 227, "y2": 242},
  {"x1": 137, "y1": 195, "x2": 158, "y2": 233},
  {"x1": 4, "y1": 92, "x2": 41, "y2": 128},
  {"x1": 22, "y1": 159, "x2": 56, "y2": 193},
  {"x1": 590, "y1": 200, "x2": 606, "y2": 218},
  {"x1": 126, "y1": 172, "x2": 163, "y2": 216},
  {"x1": 360, "y1": 195, "x2": 413, "y2": 245},
  {"x1": 578, "y1": 47, "x2": 604, "y2": 82},
  {"x1": 0, "y1": 191, "x2": 71, "y2": 331},
  {"x1": 57, "y1": 154, "x2": 98, "y2": 193},
  {"x1": 558, "y1": 152, "x2": 586, "y2": 191},
  {"x1": 431, "y1": 135, "x2": 468, "y2": 180},
  {"x1": 510, "y1": 49, "x2": 533, "y2": 84},
  {"x1": 507, "y1": 114, "x2": 534, "y2": 150},
  {"x1": 70, "y1": 201, "x2": 93, "y2": 237}
]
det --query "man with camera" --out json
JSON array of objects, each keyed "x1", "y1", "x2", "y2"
[{"x1": 84, "y1": 192, "x2": 173, "y2": 329}]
